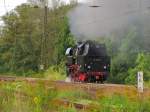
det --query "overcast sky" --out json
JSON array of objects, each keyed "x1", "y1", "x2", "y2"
[
  {"x1": 0, "y1": 0, "x2": 85, "y2": 16},
  {"x1": 0, "y1": 0, "x2": 27, "y2": 16},
  {"x1": 0, "y1": 0, "x2": 85, "y2": 24}
]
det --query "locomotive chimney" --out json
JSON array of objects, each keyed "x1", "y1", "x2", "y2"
[{"x1": 86, "y1": 0, "x2": 103, "y2": 7}]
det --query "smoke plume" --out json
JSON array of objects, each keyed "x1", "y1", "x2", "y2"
[{"x1": 68, "y1": 0, "x2": 150, "y2": 41}]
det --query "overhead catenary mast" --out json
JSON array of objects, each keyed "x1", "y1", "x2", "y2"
[{"x1": 40, "y1": 0, "x2": 48, "y2": 70}]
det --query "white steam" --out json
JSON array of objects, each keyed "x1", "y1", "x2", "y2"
[{"x1": 68, "y1": 0, "x2": 150, "y2": 40}]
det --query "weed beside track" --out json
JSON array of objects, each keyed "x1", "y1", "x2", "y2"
[{"x1": 0, "y1": 76, "x2": 150, "y2": 112}]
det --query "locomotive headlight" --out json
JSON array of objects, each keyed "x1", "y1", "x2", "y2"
[
  {"x1": 87, "y1": 66, "x2": 91, "y2": 69},
  {"x1": 104, "y1": 66, "x2": 107, "y2": 69}
]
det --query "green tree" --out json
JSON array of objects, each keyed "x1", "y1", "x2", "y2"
[
  {"x1": 0, "y1": 3, "x2": 75, "y2": 75},
  {"x1": 125, "y1": 53, "x2": 150, "y2": 84}
]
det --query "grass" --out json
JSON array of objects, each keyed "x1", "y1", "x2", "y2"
[
  {"x1": 0, "y1": 81, "x2": 150, "y2": 112},
  {"x1": 0, "y1": 64, "x2": 67, "y2": 80},
  {"x1": 98, "y1": 95, "x2": 138, "y2": 112},
  {"x1": 29, "y1": 65, "x2": 67, "y2": 80},
  {"x1": 57, "y1": 89, "x2": 90, "y2": 100},
  {"x1": 98, "y1": 95, "x2": 150, "y2": 112},
  {"x1": 0, "y1": 81, "x2": 78, "y2": 112},
  {"x1": 43, "y1": 66, "x2": 66, "y2": 80},
  {"x1": 145, "y1": 81, "x2": 150, "y2": 88}
]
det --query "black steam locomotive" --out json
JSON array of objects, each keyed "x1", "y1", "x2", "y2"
[{"x1": 65, "y1": 40, "x2": 110, "y2": 83}]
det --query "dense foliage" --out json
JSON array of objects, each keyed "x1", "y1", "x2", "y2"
[{"x1": 0, "y1": 4, "x2": 75, "y2": 75}]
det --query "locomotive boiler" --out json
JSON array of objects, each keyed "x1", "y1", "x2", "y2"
[{"x1": 65, "y1": 40, "x2": 110, "y2": 83}]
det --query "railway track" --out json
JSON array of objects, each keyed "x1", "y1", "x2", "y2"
[
  {"x1": 0, "y1": 75, "x2": 16, "y2": 81},
  {"x1": 0, "y1": 75, "x2": 149, "y2": 96},
  {"x1": 0, "y1": 76, "x2": 150, "y2": 96},
  {"x1": 0, "y1": 75, "x2": 148, "y2": 92},
  {"x1": 0, "y1": 75, "x2": 134, "y2": 90},
  {"x1": 0, "y1": 75, "x2": 43, "y2": 82}
]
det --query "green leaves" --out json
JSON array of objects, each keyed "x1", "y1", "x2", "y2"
[
  {"x1": 126, "y1": 53, "x2": 150, "y2": 84},
  {"x1": 0, "y1": 4, "x2": 75, "y2": 75}
]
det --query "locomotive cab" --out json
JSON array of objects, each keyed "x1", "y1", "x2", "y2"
[{"x1": 65, "y1": 48, "x2": 74, "y2": 65}]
